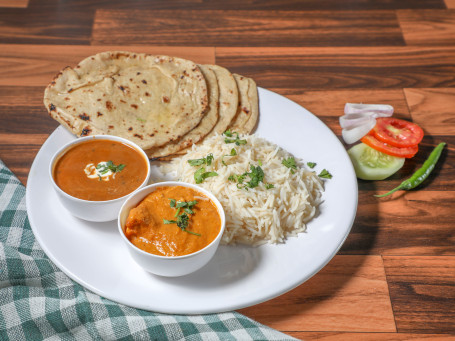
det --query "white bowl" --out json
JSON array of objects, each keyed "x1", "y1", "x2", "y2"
[
  {"x1": 118, "y1": 182, "x2": 226, "y2": 277},
  {"x1": 49, "y1": 135, "x2": 150, "y2": 222}
]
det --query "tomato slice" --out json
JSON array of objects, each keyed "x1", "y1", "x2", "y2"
[
  {"x1": 370, "y1": 118, "x2": 424, "y2": 148},
  {"x1": 361, "y1": 134, "x2": 418, "y2": 158}
]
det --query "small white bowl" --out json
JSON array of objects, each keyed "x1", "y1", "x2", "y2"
[
  {"x1": 118, "y1": 182, "x2": 226, "y2": 277},
  {"x1": 49, "y1": 135, "x2": 150, "y2": 222}
]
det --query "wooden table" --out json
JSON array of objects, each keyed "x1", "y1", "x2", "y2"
[{"x1": 1, "y1": 0, "x2": 454, "y2": 339}]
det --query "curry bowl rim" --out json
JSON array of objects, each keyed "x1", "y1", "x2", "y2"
[
  {"x1": 49, "y1": 134, "x2": 151, "y2": 205},
  {"x1": 117, "y1": 181, "x2": 226, "y2": 260}
]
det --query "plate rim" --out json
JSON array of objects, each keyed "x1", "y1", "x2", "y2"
[{"x1": 26, "y1": 87, "x2": 358, "y2": 314}]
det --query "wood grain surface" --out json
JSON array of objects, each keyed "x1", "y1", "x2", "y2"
[{"x1": 1, "y1": 0, "x2": 454, "y2": 339}]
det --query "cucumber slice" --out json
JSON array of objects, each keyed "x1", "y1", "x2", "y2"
[{"x1": 348, "y1": 143, "x2": 405, "y2": 180}]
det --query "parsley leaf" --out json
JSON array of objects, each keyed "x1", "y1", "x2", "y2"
[
  {"x1": 318, "y1": 169, "x2": 333, "y2": 179},
  {"x1": 307, "y1": 162, "x2": 316, "y2": 169},
  {"x1": 169, "y1": 199, "x2": 176, "y2": 208}
]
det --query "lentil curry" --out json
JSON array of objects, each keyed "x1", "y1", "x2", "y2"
[
  {"x1": 53, "y1": 139, "x2": 148, "y2": 201},
  {"x1": 124, "y1": 186, "x2": 221, "y2": 257}
]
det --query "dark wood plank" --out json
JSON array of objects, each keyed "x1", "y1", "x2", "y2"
[
  {"x1": 398, "y1": 10, "x2": 455, "y2": 45},
  {"x1": 33, "y1": 0, "x2": 446, "y2": 10},
  {"x1": 405, "y1": 88, "x2": 455, "y2": 136},
  {"x1": 0, "y1": 107, "x2": 57, "y2": 134},
  {"x1": 239, "y1": 256, "x2": 396, "y2": 332},
  {"x1": 216, "y1": 47, "x2": 455, "y2": 89},
  {"x1": 341, "y1": 190, "x2": 455, "y2": 256},
  {"x1": 0, "y1": 8, "x2": 93, "y2": 45},
  {"x1": 92, "y1": 10, "x2": 405, "y2": 47},
  {"x1": 0, "y1": 134, "x2": 49, "y2": 185},
  {"x1": 383, "y1": 256, "x2": 455, "y2": 333},
  {"x1": 0, "y1": 45, "x2": 215, "y2": 86}
]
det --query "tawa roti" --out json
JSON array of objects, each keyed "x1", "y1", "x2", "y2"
[
  {"x1": 204, "y1": 64, "x2": 239, "y2": 136},
  {"x1": 44, "y1": 51, "x2": 208, "y2": 150},
  {"x1": 145, "y1": 64, "x2": 220, "y2": 158},
  {"x1": 228, "y1": 74, "x2": 259, "y2": 134}
]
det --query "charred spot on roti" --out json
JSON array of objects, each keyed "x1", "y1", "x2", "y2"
[
  {"x1": 120, "y1": 99, "x2": 127, "y2": 104},
  {"x1": 134, "y1": 134, "x2": 143, "y2": 139},
  {"x1": 131, "y1": 104, "x2": 138, "y2": 109},
  {"x1": 79, "y1": 113, "x2": 90, "y2": 121},
  {"x1": 145, "y1": 92, "x2": 150, "y2": 96},
  {"x1": 106, "y1": 101, "x2": 113, "y2": 111},
  {"x1": 243, "y1": 107, "x2": 250, "y2": 114},
  {"x1": 80, "y1": 127, "x2": 91, "y2": 136},
  {"x1": 97, "y1": 111, "x2": 103, "y2": 117},
  {"x1": 142, "y1": 80, "x2": 147, "y2": 84},
  {"x1": 163, "y1": 96, "x2": 170, "y2": 103},
  {"x1": 49, "y1": 103, "x2": 56, "y2": 111},
  {"x1": 108, "y1": 125, "x2": 114, "y2": 129},
  {"x1": 128, "y1": 127, "x2": 133, "y2": 131}
]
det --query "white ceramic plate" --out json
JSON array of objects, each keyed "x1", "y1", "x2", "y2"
[{"x1": 26, "y1": 88, "x2": 357, "y2": 314}]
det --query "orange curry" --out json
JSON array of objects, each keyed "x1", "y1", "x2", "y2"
[
  {"x1": 124, "y1": 186, "x2": 221, "y2": 257},
  {"x1": 53, "y1": 139, "x2": 148, "y2": 201}
]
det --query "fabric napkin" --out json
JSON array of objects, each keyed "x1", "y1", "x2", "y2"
[{"x1": 0, "y1": 160, "x2": 296, "y2": 341}]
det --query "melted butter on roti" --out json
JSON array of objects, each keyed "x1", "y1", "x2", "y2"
[{"x1": 44, "y1": 52, "x2": 208, "y2": 150}]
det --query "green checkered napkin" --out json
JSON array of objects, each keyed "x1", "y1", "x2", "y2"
[{"x1": 0, "y1": 160, "x2": 296, "y2": 341}]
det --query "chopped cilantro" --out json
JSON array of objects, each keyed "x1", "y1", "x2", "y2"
[
  {"x1": 169, "y1": 199, "x2": 176, "y2": 208},
  {"x1": 229, "y1": 164, "x2": 270, "y2": 190},
  {"x1": 318, "y1": 169, "x2": 333, "y2": 179},
  {"x1": 96, "y1": 161, "x2": 125, "y2": 175},
  {"x1": 307, "y1": 162, "x2": 316, "y2": 169},
  {"x1": 194, "y1": 167, "x2": 218, "y2": 184},
  {"x1": 223, "y1": 130, "x2": 247, "y2": 145},
  {"x1": 188, "y1": 153, "x2": 214, "y2": 167},
  {"x1": 282, "y1": 157, "x2": 297, "y2": 174},
  {"x1": 265, "y1": 183, "x2": 275, "y2": 189},
  {"x1": 222, "y1": 148, "x2": 237, "y2": 166}
]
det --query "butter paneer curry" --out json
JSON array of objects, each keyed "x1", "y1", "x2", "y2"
[
  {"x1": 53, "y1": 139, "x2": 148, "y2": 201},
  {"x1": 124, "y1": 186, "x2": 221, "y2": 257}
]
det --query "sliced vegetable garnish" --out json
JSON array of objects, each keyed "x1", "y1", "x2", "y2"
[
  {"x1": 361, "y1": 134, "x2": 418, "y2": 158},
  {"x1": 375, "y1": 142, "x2": 446, "y2": 197},
  {"x1": 341, "y1": 116, "x2": 376, "y2": 144},
  {"x1": 344, "y1": 103, "x2": 393, "y2": 117},
  {"x1": 348, "y1": 143, "x2": 405, "y2": 180},
  {"x1": 370, "y1": 117, "x2": 424, "y2": 148}
]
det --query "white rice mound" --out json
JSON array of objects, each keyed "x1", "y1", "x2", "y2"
[{"x1": 161, "y1": 134, "x2": 324, "y2": 246}]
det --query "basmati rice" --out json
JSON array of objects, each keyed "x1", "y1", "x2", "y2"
[{"x1": 161, "y1": 134, "x2": 324, "y2": 246}]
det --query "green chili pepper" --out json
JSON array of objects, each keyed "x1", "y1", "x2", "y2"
[{"x1": 375, "y1": 142, "x2": 446, "y2": 198}]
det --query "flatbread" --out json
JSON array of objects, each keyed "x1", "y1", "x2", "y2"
[
  {"x1": 204, "y1": 64, "x2": 238, "y2": 136},
  {"x1": 228, "y1": 74, "x2": 259, "y2": 134},
  {"x1": 44, "y1": 51, "x2": 208, "y2": 150},
  {"x1": 145, "y1": 64, "x2": 219, "y2": 158}
]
